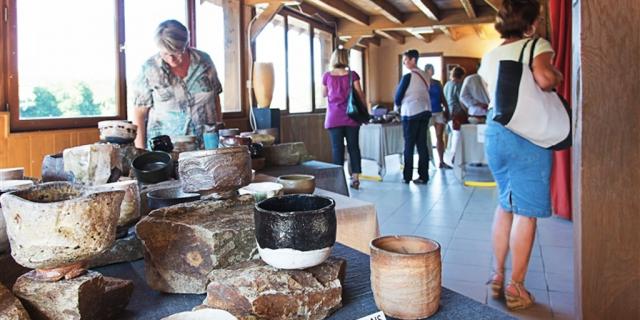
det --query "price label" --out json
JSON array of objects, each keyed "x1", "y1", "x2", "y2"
[{"x1": 357, "y1": 311, "x2": 386, "y2": 320}]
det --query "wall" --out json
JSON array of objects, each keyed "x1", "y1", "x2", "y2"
[
  {"x1": 573, "y1": 0, "x2": 640, "y2": 319},
  {"x1": 0, "y1": 112, "x2": 99, "y2": 178},
  {"x1": 368, "y1": 28, "x2": 502, "y2": 104}
]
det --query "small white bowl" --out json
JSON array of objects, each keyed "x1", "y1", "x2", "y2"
[{"x1": 239, "y1": 182, "x2": 284, "y2": 202}]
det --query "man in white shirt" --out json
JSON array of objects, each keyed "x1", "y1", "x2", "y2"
[{"x1": 460, "y1": 73, "x2": 490, "y2": 124}]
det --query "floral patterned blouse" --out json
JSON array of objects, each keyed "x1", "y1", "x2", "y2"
[{"x1": 133, "y1": 48, "x2": 222, "y2": 148}]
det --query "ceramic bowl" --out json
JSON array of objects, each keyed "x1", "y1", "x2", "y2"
[
  {"x1": 218, "y1": 128, "x2": 241, "y2": 138},
  {"x1": 178, "y1": 146, "x2": 252, "y2": 197},
  {"x1": 150, "y1": 135, "x2": 174, "y2": 153},
  {"x1": 256, "y1": 128, "x2": 279, "y2": 144},
  {"x1": 0, "y1": 182, "x2": 124, "y2": 272},
  {"x1": 132, "y1": 151, "x2": 173, "y2": 184},
  {"x1": 90, "y1": 180, "x2": 140, "y2": 228},
  {"x1": 239, "y1": 182, "x2": 284, "y2": 202},
  {"x1": 98, "y1": 120, "x2": 137, "y2": 144},
  {"x1": 370, "y1": 235, "x2": 441, "y2": 319},
  {"x1": 220, "y1": 135, "x2": 252, "y2": 148},
  {"x1": 0, "y1": 180, "x2": 35, "y2": 193},
  {"x1": 42, "y1": 153, "x2": 69, "y2": 182},
  {"x1": 276, "y1": 174, "x2": 315, "y2": 194},
  {"x1": 147, "y1": 187, "x2": 201, "y2": 211},
  {"x1": 173, "y1": 135, "x2": 198, "y2": 153},
  {"x1": 0, "y1": 167, "x2": 24, "y2": 180},
  {"x1": 254, "y1": 194, "x2": 336, "y2": 269}
]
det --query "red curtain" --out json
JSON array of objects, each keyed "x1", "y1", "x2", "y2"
[{"x1": 549, "y1": 0, "x2": 572, "y2": 220}]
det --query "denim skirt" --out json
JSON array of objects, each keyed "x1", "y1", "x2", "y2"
[{"x1": 484, "y1": 109, "x2": 553, "y2": 218}]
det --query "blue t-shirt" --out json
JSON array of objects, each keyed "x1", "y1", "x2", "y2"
[{"x1": 428, "y1": 79, "x2": 443, "y2": 113}]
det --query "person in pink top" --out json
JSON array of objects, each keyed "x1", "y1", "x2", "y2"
[{"x1": 322, "y1": 48, "x2": 367, "y2": 189}]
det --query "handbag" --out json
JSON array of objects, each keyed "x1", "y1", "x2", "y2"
[
  {"x1": 492, "y1": 38, "x2": 572, "y2": 150},
  {"x1": 346, "y1": 70, "x2": 371, "y2": 123}
]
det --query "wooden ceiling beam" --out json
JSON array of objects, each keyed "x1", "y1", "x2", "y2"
[
  {"x1": 245, "y1": 0, "x2": 301, "y2": 5},
  {"x1": 439, "y1": 26, "x2": 460, "y2": 41},
  {"x1": 337, "y1": 8, "x2": 495, "y2": 35},
  {"x1": 305, "y1": 0, "x2": 369, "y2": 26},
  {"x1": 342, "y1": 36, "x2": 363, "y2": 49},
  {"x1": 473, "y1": 25, "x2": 488, "y2": 39},
  {"x1": 294, "y1": 2, "x2": 339, "y2": 24},
  {"x1": 249, "y1": 2, "x2": 285, "y2": 42},
  {"x1": 363, "y1": 0, "x2": 405, "y2": 24},
  {"x1": 409, "y1": 31, "x2": 434, "y2": 44},
  {"x1": 375, "y1": 30, "x2": 405, "y2": 44},
  {"x1": 483, "y1": 0, "x2": 501, "y2": 12},
  {"x1": 459, "y1": 0, "x2": 477, "y2": 18},
  {"x1": 410, "y1": 0, "x2": 441, "y2": 21},
  {"x1": 361, "y1": 36, "x2": 381, "y2": 47}
]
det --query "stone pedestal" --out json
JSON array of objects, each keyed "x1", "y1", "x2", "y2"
[
  {"x1": 203, "y1": 257, "x2": 346, "y2": 320},
  {"x1": 136, "y1": 195, "x2": 257, "y2": 294},
  {"x1": 0, "y1": 283, "x2": 30, "y2": 320},
  {"x1": 87, "y1": 231, "x2": 143, "y2": 268},
  {"x1": 13, "y1": 271, "x2": 133, "y2": 320},
  {"x1": 0, "y1": 252, "x2": 31, "y2": 288}
]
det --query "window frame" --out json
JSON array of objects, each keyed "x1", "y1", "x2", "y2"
[
  {"x1": 255, "y1": 7, "x2": 336, "y2": 115},
  {"x1": 2, "y1": 0, "x2": 237, "y2": 132},
  {"x1": 397, "y1": 52, "x2": 444, "y2": 81}
]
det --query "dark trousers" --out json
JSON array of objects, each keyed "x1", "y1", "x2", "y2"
[
  {"x1": 402, "y1": 115, "x2": 431, "y2": 181},
  {"x1": 328, "y1": 126, "x2": 362, "y2": 174}
]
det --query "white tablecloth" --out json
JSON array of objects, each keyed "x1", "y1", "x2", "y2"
[{"x1": 444, "y1": 124, "x2": 487, "y2": 180}]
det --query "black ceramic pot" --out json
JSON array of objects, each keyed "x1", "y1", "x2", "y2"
[
  {"x1": 254, "y1": 194, "x2": 336, "y2": 269},
  {"x1": 132, "y1": 151, "x2": 173, "y2": 184},
  {"x1": 147, "y1": 187, "x2": 201, "y2": 211},
  {"x1": 150, "y1": 135, "x2": 174, "y2": 153}
]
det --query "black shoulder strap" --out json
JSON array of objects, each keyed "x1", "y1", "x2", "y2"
[
  {"x1": 518, "y1": 39, "x2": 533, "y2": 63},
  {"x1": 528, "y1": 37, "x2": 541, "y2": 69}
]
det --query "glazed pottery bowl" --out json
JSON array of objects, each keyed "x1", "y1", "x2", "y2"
[
  {"x1": 220, "y1": 135, "x2": 252, "y2": 148},
  {"x1": 218, "y1": 128, "x2": 241, "y2": 138},
  {"x1": 254, "y1": 194, "x2": 336, "y2": 269},
  {"x1": 147, "y1": 187, "x2": 201, "y2": 211},
  {"x1": 276, "y1": 174, "x2": 315, "y2": 194},
  {"x1": 370, "y1": 235, "x2": 441, "y2": 319},
  {"x1": 0, "y1": 167, "x2": 24, "y2": 180},
  {"x1": 173, "y1": 135, "x2": 198, "y2": 153},
  {"x1": 90, "y1": 180, "x2": 140, "y2": 228},
  {"x1": 98, "y1": 120, "x2": 137, "y2": 144},
  {"x1": 132, "y1": 151, "x2": 173, "y2": 184},
  {"x1": 239, "y1": 182, "x2": 284, "y2": 202},
  {"x1": 150, "y1": 135, "x2": 174, "y2": 153},
  {"x1": 178, "y1": 146, "x2": 252, "y2": 197},
  {"x1": 0, "y1": 182, "x2": 125, "y2": 271}
]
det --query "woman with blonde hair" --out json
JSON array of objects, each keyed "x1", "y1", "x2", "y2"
[{"x1": 322, "y1": 48, "x2": 366, "y2": 189}]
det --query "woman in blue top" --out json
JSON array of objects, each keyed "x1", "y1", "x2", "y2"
[{"x1": 424, "y1": 64, "x2": 451, "y2": 169}]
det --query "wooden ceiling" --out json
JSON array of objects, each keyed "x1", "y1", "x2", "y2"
[{"x1": 247, "y1": 0, "x2": 503, "y2": 48}]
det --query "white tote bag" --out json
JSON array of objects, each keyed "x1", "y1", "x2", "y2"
[{"x1": 492, "y1": 38, "x2": 571, "y2": 150}]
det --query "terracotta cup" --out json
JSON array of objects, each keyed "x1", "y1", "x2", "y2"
[{"x1": 370, "y1": 235, "x2": 441, "y2": 319}]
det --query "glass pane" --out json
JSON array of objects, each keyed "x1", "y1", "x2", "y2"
[
  {"x1": 349, "y1": 49, "x2": 364, "y2": 84},
  {"x1": 401, "y1": 55, "x2": 443, "y2": 82},
  {"x1": 286, "y1": 17, "x2": 312, "y2": 113},
  {"x1": 17, "y1": 0, "x2": 117, "y2": 119},
  {"x1": 313, "y1": 29, "x2": 332, "y2": 110},
  {"x1": 196, "y1": 2, "x2": 232, "y2": 112},
  {"x1": 255, "y1": 15, "x2": 286, "y2": 110},
  {"x1": 125, "y1": 0, "x2": 187, "y2": 117}
]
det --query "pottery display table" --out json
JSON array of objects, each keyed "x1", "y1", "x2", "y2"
[
  {"x1": 95, "y1": 244, "x2": 515, "y2": 319},
  {"x1": 258, "y1": 160, "x2": 349, "y2": 196},
  {"x1": 254, "y1": 174, "x2": 379, "y2": 254}
]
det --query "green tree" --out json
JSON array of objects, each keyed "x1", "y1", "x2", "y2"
[
  {"x1": 21, "y1": 87, "x2": 62, "y2": 118},
  {"x1": 75, "y1": 83, "x2": 102, "y2": 116}
]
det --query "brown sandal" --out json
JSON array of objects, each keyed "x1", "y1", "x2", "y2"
[
  {"x1": 350, "y1": 179, "x2": 360, "y2": 189},
  {"x1": 486, "y1": 271, "x2": 504, "y2": 298},
  {"x1": 505, "y1": 281, "x2": 535, "y2": 311}
]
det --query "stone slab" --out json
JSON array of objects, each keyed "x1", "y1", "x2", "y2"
[{"x1": 87, "y1": 231, "x2": 144, "y2": 268}]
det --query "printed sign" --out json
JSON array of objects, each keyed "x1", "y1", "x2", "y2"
[{"x1": 357, "y1": 311, "x2": 386, "y2": 320}]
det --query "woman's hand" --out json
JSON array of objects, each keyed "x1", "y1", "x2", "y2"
[{"x1": 133, "y1": 106, "x2": 150, "y2": 149}]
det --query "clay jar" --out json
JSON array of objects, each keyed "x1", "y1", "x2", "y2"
[
  {"x1": 178, "y1": 146, "x2": 252, "y2": 197},
  {"x1": 254, "y1": 194, "x2": 336, "y2": 269},
  {"x1": 98, "y1": 120, "x2": 137, "y2": 144},
  {"x1": 0, "y1": 182, "x2": 125, "y2": 281},
  {"x1": 276, "y1": 174, "x2": 316, "y2": 194},
  {"x1": 370, "y1": 236, "x2": 441, "y2": 319}
]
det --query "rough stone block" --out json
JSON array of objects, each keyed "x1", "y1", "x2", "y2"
[
  {"x1": 12, "y1": 271, "x2": 132, "y2": 320},
  {"x1": 0, "y1": 283, "x2": 30, "y2": 320},
  {"x1": 87, "y1": 231, "x2": 144, "y2": 268},
  {"x1": 136, "y1": 195, "x2": 257, "y2": 294},
  {"x1": 203, "y1": 257, "x2": 346, "y2": 320}
]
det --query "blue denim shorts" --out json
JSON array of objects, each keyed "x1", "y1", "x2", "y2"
[{"x1": 484, "y1": 110, "x2": 552, "y2": 218}]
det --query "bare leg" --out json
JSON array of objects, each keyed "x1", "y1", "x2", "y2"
[
  {"x1": 492, "y1": 206, "x2": 512, "y2": 274},
  {"x1": 434, "y1": 122, "x2": 445, "y2": 166},
  {"x1": 509, "y1": 215, "x2": 537, "y2": 282}
]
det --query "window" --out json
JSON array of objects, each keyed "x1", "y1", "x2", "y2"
[
  {"x1": 313, "y1": 29, "x2": 332, "y2": 110},
  {"x1": 11, "y1": 0, "x2": 122, "y2": 129},
  {"x1": 254, "y1": 10, "x2": 334, "y2": 113},
  {"x1": 255, "y1": 15, "x2": 287, "y2": 110},
  {"x1": 125, "y1": 1, "x2": 187, "y2": 118},
  {"x1": 4, "y1": 0, "x2": 234, "y2": 131},
  {"x1": 287, "y1": 16, "x2": 312, "y2": 113},
  {"x1": 401, "y1": 54, "x2": 443, "y2": 82},
  {"x1": 349, "y1": 49, "x2": 364, "y2": 84}
]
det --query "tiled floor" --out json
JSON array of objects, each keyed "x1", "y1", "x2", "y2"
[{"x1": 348, "y1": 156, "x2": 576, "y2": 320}]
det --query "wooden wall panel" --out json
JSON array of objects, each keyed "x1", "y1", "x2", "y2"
[
  {"x1": 574, "y1": 0, "x2": 640, "y2": 319},
  {"x1": 281, "y1": 113, "x2": 332, "y2": 163},
  {"x1": 442, "y1": 56, "x2": 480, "y2": 81}
]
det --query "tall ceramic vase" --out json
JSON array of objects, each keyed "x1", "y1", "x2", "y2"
[{"x1": 253, "y1": 62, "x2": 275, "y2": 108}]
